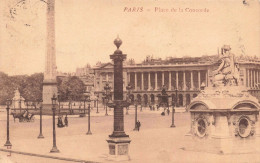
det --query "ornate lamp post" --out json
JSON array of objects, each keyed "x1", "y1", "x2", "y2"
[
  {"x1": 86, "y1": 97, "x2": 92, "y2": 135},
  {"x1": 38, "y1": 100, "x2": 44, "y2": 139},
  {"x1": 126, "y1": 83, "x2": 133, "y2": 115},
  {"x1": 106, "y1": 36, "x2": 131, "y2": 160},
  {"x1": 170, "y1": 101, "x2": 176, "y2": 128},
  {"x1": 133, "y1": 99, "x2": 138, "y2": 131},
  {"x1": 4, "y1": 99, "x2": 12, "y2": 148},
  {"x1": 104, "y1": 83, "x2": 111, "y2": 116},
  {"x1": 50, "y1": 94, "x2": 59, "y2": 153},
  {"x1": 96, "y1": 94, "x2": 99, "y2": 113}
]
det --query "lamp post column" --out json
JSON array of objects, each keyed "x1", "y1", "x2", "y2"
[
  {"x1": 50, "y1": 95, "x2": 59, "y2": 153},
  {"x1": 86, "y1": 103, "x2": 92, "y2": 135},
  {"x1": 133, "y1": 102, "x2": 138, "y2": 131},
  {"x1": 170, "y1": 103, "x2": 176, "y2": 128},
  {"x1": 96, "y1": 98, "x2": 99, "y2": 113},
  {"x1": 107, "y1": 36, "x2": 131, "y2": 161},
  {"x1": 38, "y1": 102, "x2": 44, "y2": 139},
  {"x1": 4, "y1": 100, "x2": 12, "y2": 147}
]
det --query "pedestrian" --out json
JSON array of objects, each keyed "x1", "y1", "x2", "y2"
[
  {"x1": 167, "y1": 108, "x2": 170, "y2": 115},
  {"x1": 57, "y1": 115, "x2": 64, "y2": 128},
  {"x1": 64, "y1": 114, "x2": 68, "y2": 127},
  {"x1": 137, "y1": 120, "x2": 141, "y2": 131}
]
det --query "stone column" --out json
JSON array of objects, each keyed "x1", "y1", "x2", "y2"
[
  {"x1": 162, "y1": 72, "x2": 164, "y2": 87},
  {"x1": 42, "y1": 0, "x2": 57, "y2": 110},
  {"x1": 141, "y1": 72, "x2": 144, "y2": 90},
  {"x1": 247, "y1": 69, "x2": 250, "y2": 87},
  {"x1": 251, "y1": 69, "x2": 253, "y2": 88},
  {"x1": 123, "y1": 72, "x2": 127, "y2": 91},
  {"x1": 255, "y1": 70, "x2": 257, "y2": 88},
  {"x1": 169, "y1": 71, "x2": 171, "y2": 90},
  {"x1": 206, "y1": 70, "x2": 209, "y2": 87},
  {"x1": 148, "y1": 72, "x2": 151, "y2": 90},
  {"x1": 198, "y1": 71, "x2": 201, "y2": 89},
  {"x1": 257, "y1": 70, "x2": 259, "y2": 85},
  {"x1": 127, "y1": 73, "x2": 130, "y2": 84},
  {"x1": 176, "y1": 72, "x2": 178, "y2": 90},
  {"x1": 191, "y1": 71, "x2": 194, "y2": 90},
  {"x1": 107, "y1": 37, "x2": 131, "y2": 161},
  {"x1": 183, "y1": 71, "x2": 186, "y2": 90},
  {"x1": 155, "y1": 72, "x2": 158, "y2": 90},
  {"x1": 135, "y1": 72, "x2": 137, "y2": 91},
  {"x1": 106, "y1": 73, "x2": 109, "y2": 82}
]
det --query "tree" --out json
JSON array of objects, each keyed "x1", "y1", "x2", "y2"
[
  {"x1": 20, "y1": 73, "x2": 43, "y2": 101},
  {"x1": 57, "y1": 76, "x2": 85, "y2": 101}
]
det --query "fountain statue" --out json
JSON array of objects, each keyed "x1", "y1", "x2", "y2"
[{"x1": 186, "y1": 45, "x2": 260, "y2": 154}]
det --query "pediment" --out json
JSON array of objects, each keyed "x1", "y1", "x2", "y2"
[{"x1": 100, "y1": 63, "x2": 114, "y2": 69}]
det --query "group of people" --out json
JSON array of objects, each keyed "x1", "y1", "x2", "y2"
[
  {"x1": 161, "y1": 108, "x2": 170, "y2": 116},
  {"x1": 136, "y1": 120, "x2": 141, "y2": 131},
  {"x1": 57, "y1": 115, "x2": 68, "y2": 128}
]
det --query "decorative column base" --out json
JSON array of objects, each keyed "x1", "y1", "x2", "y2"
[
  {"x1": 50, "y1": 146, "x2": 60, "y2": 153},
  {"x1": 4, "y1": 140, "x2": 12, "y2": 147},
  {"x1": 106, "y1": 137, "x2": 131, "y2": 161},
  {"x1": 37, "y1": 134, "x2": 44, "y2": 139}
]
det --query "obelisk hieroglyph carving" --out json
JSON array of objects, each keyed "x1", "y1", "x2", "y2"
[{"x1": 42, "y1": 0, "x2": 57, "y2": 109}]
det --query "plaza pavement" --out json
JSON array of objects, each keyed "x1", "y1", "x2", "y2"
[{"x1": 0, "y1": 107, "x2": 260, "y2": 163}]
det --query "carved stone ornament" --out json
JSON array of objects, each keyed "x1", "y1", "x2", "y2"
[
  {"x1": 192, "y1": 114, "x2": 211, "y2": 138},
  {"x1": 233, "y1": 115, "x2": 255, "y2": 138}
]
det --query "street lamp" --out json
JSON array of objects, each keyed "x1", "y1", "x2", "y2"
[
  {"x1": 4, "y1": 99, "x2": 12, "y2": 148},
  {"x1": 50, "y1": 94, "x2": 59, "y2": 153},
  {"x1": 133, "y1": 99, "x2": 138, "y2": 131},
  {"x1": 38, "y1": 100, "x2": 44, "y2": 139},
  {"x1": 104, "y1": 83, "x2": 111, "y2": 116},
  {"x1": 96, "y1": 94, "x2": 99, "y2": 114},
  {"x1": 170, "y1": 101, "x2": 176, "y2": 128},
  {"x1": 86, "y1": 97, "x2": 92, "y2": 135},
  {"x1": 126, "y1": 83, "x2": 133, "y2": 115}
]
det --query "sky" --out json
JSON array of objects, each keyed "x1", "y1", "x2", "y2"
[{"x1": 0, "y1": 0, "x2": 260, "y2": 75}]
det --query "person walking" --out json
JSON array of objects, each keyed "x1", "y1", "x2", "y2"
[
  {"x1": 64, "y1": 114, "x2": 68, "y2": 127},
  {"x1": 137, "y1": 120, "x2": 141, "y2": 131},
  {"x1": 167, "y1": 108, "x2": 170, "y2": 115}
]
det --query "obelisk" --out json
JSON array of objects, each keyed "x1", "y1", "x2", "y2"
[{"x1": 42, "y1": 0, "x2": 57, "y2": 111}]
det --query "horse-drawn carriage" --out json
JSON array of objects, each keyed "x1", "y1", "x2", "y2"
[{"x1": 11, "y1": 110, "x2": 35, "y2": 122}]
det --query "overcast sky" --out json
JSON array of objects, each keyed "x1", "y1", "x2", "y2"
[{"x1": 0, "y1": 0, "x2": 260, "y2": 75}]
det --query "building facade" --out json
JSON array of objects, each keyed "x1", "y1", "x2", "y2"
[{"x1": 93, "y1": 55, "x2": 260, "y2": 107}]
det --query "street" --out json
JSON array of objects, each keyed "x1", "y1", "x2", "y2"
[{"x1": 0, "y1": 107, "x2": 260, "y2": 163}]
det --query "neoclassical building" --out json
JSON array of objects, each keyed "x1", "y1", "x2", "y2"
[{"x1": 92, "y1": 55, "x2": 260, "y2": 107}]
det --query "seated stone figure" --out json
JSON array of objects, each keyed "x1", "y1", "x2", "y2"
[{"x1": 213, "y1": 45, "x2": 239, "y2": 87}]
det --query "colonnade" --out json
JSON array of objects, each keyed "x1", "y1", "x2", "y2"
[
  {"x1": 246, "y1": 69, "x2": 260, "y2": 88},
  {"x1": 127, "y1": 70, "x2": 207, "y2": 91}
]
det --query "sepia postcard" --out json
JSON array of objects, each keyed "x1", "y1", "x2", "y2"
[{"x1": 0, "y1": 0, "x2": 260, "y2": 163}]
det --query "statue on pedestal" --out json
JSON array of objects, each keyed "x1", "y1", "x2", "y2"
[{"x1": 213, "y1": 45, "x2": 240, "y2": 87}]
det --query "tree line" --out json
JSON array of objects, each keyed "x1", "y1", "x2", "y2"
[{"x1": 0, "y1": 72, "x2": 85, "y2": 105}]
